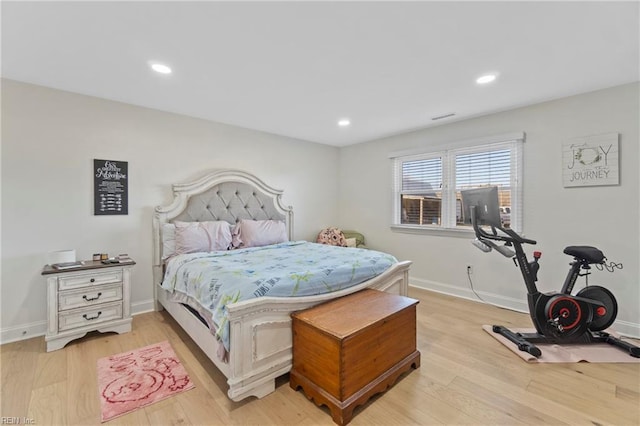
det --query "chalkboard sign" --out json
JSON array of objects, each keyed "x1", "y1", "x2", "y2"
[{"x1": 94, "y1": 159, "x2": 128, "y2": 215}]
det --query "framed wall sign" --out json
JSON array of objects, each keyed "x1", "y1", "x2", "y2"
[
  {"x1": 94, "y1": 159, "x2": 128, "y2": 215},
  {"x1": 562, "y1": 133, "x2": 619, "y2": 187}
]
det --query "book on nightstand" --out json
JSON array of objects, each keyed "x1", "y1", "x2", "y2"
[{"x1": 51, "y1": 261, "x2": 85, "y2": 270}]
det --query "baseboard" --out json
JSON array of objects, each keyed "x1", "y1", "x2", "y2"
[
  {"x1": 409, "y1": 277, "x2": 529, "y2": 313},
  {"x1": 0, "y1": 320, "x2": 48, "y2": 345},
  {"x1": 409, "y1": 279, "x2": 640, "y2": 338},
  {"x1": 613, "y1": 320, "x2": 640, "y2": 338},
  {"x1": 0, "y1": 298, "x2": 156, "y2": 345},
  {"x1": 131, "y1": 299, "x2": 155, "y2": 316}
]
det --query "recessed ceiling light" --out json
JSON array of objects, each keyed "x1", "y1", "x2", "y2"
[
  {"x1": 476, "y1": 74, "x2": 497, "y2": 84},
  {"x1": 338, "y1": 119, "x2": 351, "y2": 127},
  {"x1": 151, "y1": 63, "x2": 172, "y2": 74}
]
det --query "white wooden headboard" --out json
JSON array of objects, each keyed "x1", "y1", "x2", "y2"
[{"x1": 152, "y1": 169, "x2": 293, "y2": 299}]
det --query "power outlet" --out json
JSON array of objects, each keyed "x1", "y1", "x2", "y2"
[{"x1": 466, "y1": 265, "x2": 473, "y2": 275}]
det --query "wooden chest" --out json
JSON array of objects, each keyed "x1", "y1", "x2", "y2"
[{"x1": 290, "y1": 289, "x2": 420, "y2": 425}]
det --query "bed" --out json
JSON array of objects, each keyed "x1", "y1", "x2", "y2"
[{"x1": 152, "y1": 169, "x2": 412, "y2": 401}]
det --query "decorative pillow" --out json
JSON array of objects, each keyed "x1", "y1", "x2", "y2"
[
  {"x1": 174, "y1": 221, "x2": 232, "y2": 254},
  {"x1": 234, "y1": 219, "x2": 288, "y2": 248},
  {"x1": 161, "y1": 223, "x2": 177, "y2": 259},
  {"x1": 342, "y1": 230, "x2": 365, "y2": 247},
  {"x1": 316, "y1": 227, "x2": 347, "y2": 247}
]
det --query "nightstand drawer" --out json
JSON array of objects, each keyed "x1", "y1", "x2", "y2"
[
  {"x1": 58, "y1": 301, "x2": 123, "y2": 331},
  {"x1": 58, "y1": 270, "x2": 122, "y2": 290},
  {"x1": 58, "y1": 283, "x2": 123, "y2": 311}
]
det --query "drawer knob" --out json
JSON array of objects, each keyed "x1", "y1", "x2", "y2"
[
  {"x1": 82, "y1": 292, "x2": 102, "y2": 302},
  {"x1": 90, "y1": 278, "x2": 96, "y2": 283},
  {"x1": 83, "y1": 311, "x2": 102, "y2": 321}
]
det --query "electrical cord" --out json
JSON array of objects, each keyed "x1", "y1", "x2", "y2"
[
  {"x1": 467, "y1": 267, "x2": 486, "y2": 303},
  {"x1": 466, "y1": 267, "x2": 518, "y2": 312},
  {"x1": 596, "y1": 259, "x2": 623, "y2": 273},
  {"x1": 581, "y1": 259, "x2": 623, "y2": 287}
]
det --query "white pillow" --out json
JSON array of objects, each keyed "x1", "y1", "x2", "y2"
[
  {"x1": 174, "y1": 221, "x2": 232, "y2": 254},
  {"x1": 234, "y1": 219, "x2": 288, "y2": 248},
  {"x1": 161, "y1": 223, "x2": 177, "y2": 260}
]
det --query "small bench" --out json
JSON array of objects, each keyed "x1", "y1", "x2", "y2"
[{"x1": 290, "y1": 289, "x2": 420, "y2": 425}]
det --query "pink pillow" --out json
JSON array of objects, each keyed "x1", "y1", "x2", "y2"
[
  {"x1": 174, "y1": 221, "x2": 232, "y2": 254},
  {"x1": 234, "y1": 219, "x2": 288, "y2": 248}
]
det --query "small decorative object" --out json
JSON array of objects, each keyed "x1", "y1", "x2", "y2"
[
  {"x1": 316, "y1": 227, "x2": 347, "y2": 247},
  {"x1": 94, "y1": 159, "x2": 128, "y2": 215},
  {"x1": 562, "y1": 133, "x2": 619, "y2": 187}
]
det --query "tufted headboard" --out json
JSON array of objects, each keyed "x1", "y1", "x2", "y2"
[
  {"x1": 171, "y1": 181, "x2": 287, "y2": 224},
  {"x1": 152, "y1": 169, "x2": 293, "y2": 291}
]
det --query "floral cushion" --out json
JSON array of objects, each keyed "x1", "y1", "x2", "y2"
[{"x1": 316, "y1": 227, "x2": 347, "y2": 247}]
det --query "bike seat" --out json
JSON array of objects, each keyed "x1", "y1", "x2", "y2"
[{"x1": 563, "y1": 246, "x2": 605, "y2": 264}]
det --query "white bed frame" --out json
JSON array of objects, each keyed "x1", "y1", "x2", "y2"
[{"x1": 152, "y1": 169, "x2": 412, "y2": 401}]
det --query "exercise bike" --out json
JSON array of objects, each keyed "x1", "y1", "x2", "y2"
[{"x1": 463, "y1": 187, "x2": 639, "y2": 358}]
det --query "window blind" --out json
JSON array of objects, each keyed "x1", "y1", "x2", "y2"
[{"x1": 391, "y1": 132, "x2": 524, "y2": 233}]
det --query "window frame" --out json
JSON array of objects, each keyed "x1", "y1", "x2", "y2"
[{"x1": 390, "y1": 132, "x2": 525, "y2": 236}]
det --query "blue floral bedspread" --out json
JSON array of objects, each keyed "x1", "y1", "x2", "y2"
[{"x1": 161, "y1": 241, "x2": 397, "y2": 351}]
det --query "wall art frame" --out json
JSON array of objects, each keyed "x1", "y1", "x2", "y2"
[
  {"x1": 562, "y1": 133, "x2": 619, "y2": 188},
  {"x1": 94, "y1": 159, "x2": 128, "y2": 215}
]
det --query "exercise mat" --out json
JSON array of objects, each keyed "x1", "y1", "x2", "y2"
[{"x1": 482, "y1": 325, "x2": 640, "y2": 363}]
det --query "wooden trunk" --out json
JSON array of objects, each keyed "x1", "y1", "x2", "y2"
[{"x1": 290, "y1": 289, "x2": 420, "y2": 425}]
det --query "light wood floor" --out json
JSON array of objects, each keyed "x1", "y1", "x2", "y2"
[{"x1": 2, "y1": 287, "x2": 639, "y2": 425}]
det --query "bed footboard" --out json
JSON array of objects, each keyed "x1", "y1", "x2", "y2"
[
  {"x1": 157, "y1": 259, "x2": 410, "y2": 401},
  {"x1": 224, "y1": 260, "x2": 411, "y2": 401}
]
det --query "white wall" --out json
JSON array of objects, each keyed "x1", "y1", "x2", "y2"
[
  {"x1": 3, "y1": 80, "x2": 639, "y2": 343},
  {"x1": 1, "y1": 79, "x2": 340, "y2": 342},
  {"x1": 338, "y1": 83, "x2": 640, "y2": 336}
]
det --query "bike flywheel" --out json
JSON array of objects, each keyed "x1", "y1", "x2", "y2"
[{"x1": 576, "y1": 285, "x2": 618, "y2": 331}]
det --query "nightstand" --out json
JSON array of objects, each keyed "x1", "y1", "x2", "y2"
[{"x1": 42, "y1": 259, "x2": 135, "y2": 352}]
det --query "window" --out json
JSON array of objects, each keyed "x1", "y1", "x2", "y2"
[{"x1": 391, "y1": 133, "x2": 524, "y2": 233}]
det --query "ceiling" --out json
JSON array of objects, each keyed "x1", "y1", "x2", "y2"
[{"x1": 2, "y1": 1, "x2": 639, "y2": 147}]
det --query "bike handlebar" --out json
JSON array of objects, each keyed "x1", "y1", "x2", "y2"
[
  {"x1": 470, "y1": 206, "x2": 536, "y2": 246},
  {"x1": 500, "y1": 227, "x2": 537, "y2": 245}
]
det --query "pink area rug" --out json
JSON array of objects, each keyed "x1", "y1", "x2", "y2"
[
  {"x1": 483, "y1": 325, "x2": 640, "y2": 363},
  {"x1": 97, "y1": 341, "x2": 194, "y2": 422}
]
